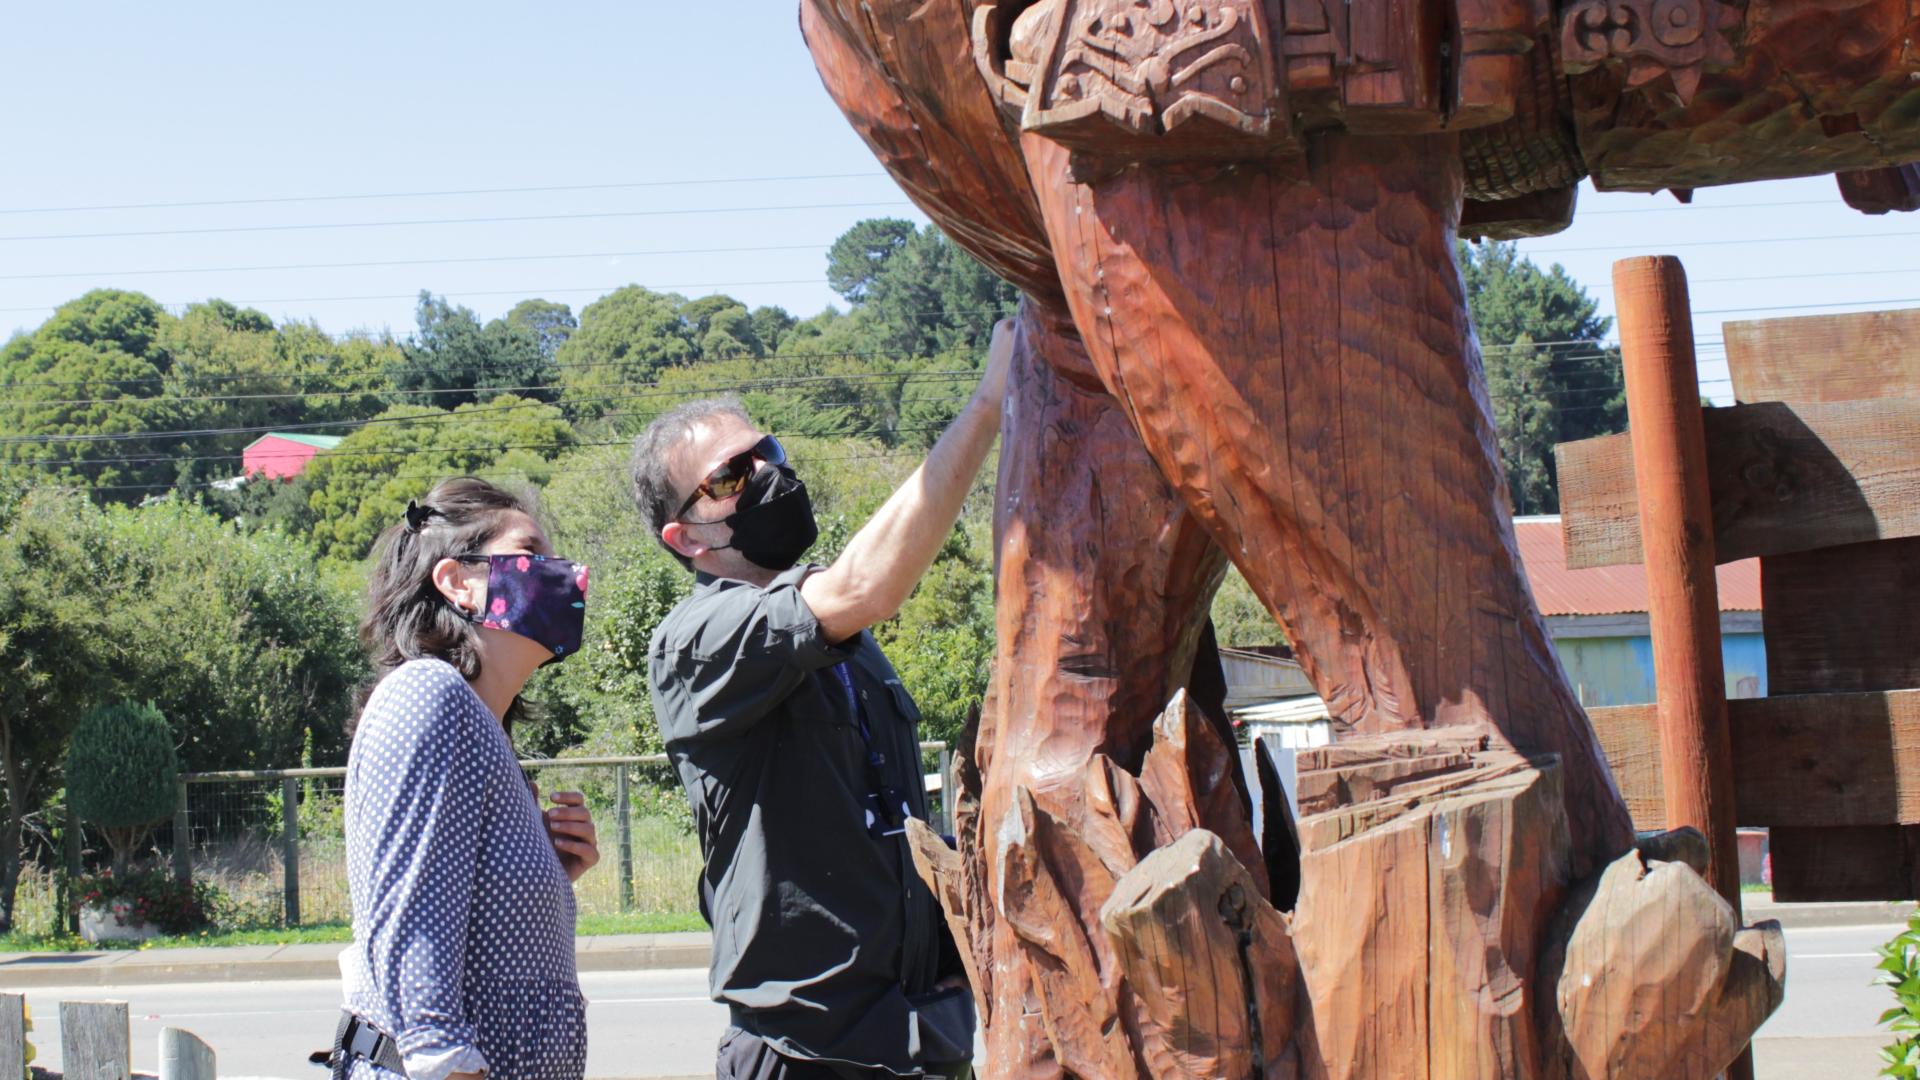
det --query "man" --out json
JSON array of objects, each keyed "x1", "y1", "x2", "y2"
[{"x1": 633, "y1": 319, "x2": 1014, "y2": 1080}]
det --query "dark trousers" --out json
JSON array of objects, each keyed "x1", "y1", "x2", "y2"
[{"x1": 715, "y1": 1029, "x2": 973, "y2": 1080}]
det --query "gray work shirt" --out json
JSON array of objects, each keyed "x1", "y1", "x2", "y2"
[{"x1": 649, "y1": 565, "x2": 971, "y2": 1075}]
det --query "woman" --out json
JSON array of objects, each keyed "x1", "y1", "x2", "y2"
[{"x1": 335, "y1": 477, "x2": 599, "y2": 1080}]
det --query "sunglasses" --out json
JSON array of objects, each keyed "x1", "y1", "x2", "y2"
[{"x1": 676, "y1": 434, "x2": 786, "y2": 519}]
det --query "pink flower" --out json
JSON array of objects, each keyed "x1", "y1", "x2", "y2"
[
  {"x1": 491, "y1": 596, "x2": 508, "y2": 615},
  {"x1": 516, "y1": 556, "x2": 531, "y2": 573}
]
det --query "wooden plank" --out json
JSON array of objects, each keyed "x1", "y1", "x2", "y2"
[
  {"x1": 1764, "y1": 539, "x2": 1920, "y2": 694},
  {"x1": 1589, "y1": 690, "x2": 1920, "y2": 831},
  {"x1": 1555, "y1": 397, "x2": 1920, "y2": 568},
  {"x1": 158, "y1": 1027, "x2": 217, "y2": 1080},
  {"x1": 59, "y1": 1001, "x2": 130, "y2": 1080},
  {"x1": 1725, "y1": 307, "x2": 1920, "y2": 405},
  {"x1": 1769, "y1": 825, "x2": 1920, "y2": 902},
  {"x1": 0, "y1": 993, "x2": 25, "y2": 1080}
]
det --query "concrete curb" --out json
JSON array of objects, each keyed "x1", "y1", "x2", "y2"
[
  {"x1": 1744, "y1": 894, "x2": 1914, "y2": 931},
  {"x1": 4, "y1": 897, "x2": 1911, "y2": 989},
  {"x1": 0, "y1": 932, "x2": 713, "y2": 989}
]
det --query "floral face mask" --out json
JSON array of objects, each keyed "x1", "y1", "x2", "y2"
[{"x1": 450, "y1": 554, "x2": 589, "y2": 662}]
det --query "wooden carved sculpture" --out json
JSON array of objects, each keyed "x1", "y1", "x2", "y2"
[{"x1": 803, "y1": 1, "x2": 1919, "y2": 1076}]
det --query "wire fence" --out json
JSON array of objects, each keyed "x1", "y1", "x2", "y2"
[{"x1": 104, "y1": 746, "x2": 952, "y2": 931}]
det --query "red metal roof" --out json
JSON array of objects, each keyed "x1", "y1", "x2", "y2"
[{"x1": 1513, "y1": 516, "x2": 1762, "y2": 616}]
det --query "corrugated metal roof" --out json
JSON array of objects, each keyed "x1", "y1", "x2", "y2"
[
  {"x1": 246, "y1": 432, "x2": 345, "y2": 451},
  {"x1": 1514, "y1": 515, "x2": 1761, "y2": 616}
]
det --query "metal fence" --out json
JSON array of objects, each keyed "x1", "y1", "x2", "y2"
[{"x1": 154, "y1": 745, "x2": 952, "y2": 928}]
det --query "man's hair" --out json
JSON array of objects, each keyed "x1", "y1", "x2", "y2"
[{"x1": 630, "y1": 396, "x2": 752, "y2": 571}]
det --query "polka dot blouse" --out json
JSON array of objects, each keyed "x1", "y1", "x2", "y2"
[{"x1": 339, "y1": 658, "x2": 586, "y2": 1080}]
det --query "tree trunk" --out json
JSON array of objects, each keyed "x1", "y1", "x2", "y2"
[{"x1": 0, "y1": 736, "x2": 26, "y2": 934}]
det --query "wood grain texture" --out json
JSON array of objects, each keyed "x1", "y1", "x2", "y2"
[
  {"x1": 1769, "y1": 824, "x2": 1920, "y2": 901},
  {"x1": 59, "y1": 1002, "x2": 130, "y2": 1080},
  {"x1": 1019, "y1": 127, "x2": 1634, "y2": 880},
  {"x1": 157, "y1": 1027, "x2": 216, "y2": 1080},
  {"x1": 1544, "y1": 848, "x2": 1786, "y2": 1079},
  {"x1": 1568, "y1": 0, "x2": 1920, "y2": 192},
  {"x1": 1101, "y1": 829, "x2": 1301, "y2": 1080},
  {"x1": 1557, "y1": 398, "x2": 1920, "y2": 568},
  {"x1": 1725, "y1": 307, "x2": 1920, "y2": 405},
  {"x1": 1617, "y1": 256, "x2": 1742, "y2": 906},
  {"x1": 0, "y1": 993, "x2": 24, "y2": 1080},
  {"x1": 1838, "y1": 164, "x2": 1920, "y2": 214},
  {"x1": 1765, "y1": 538, "x2": 1920, "y2": 695},
  {"x1": 1590, "y1": 691, "x2": 1920, "y2": 830}
]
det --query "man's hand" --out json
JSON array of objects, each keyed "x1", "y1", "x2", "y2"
[
  {"x1": 542, "y1": 789, "x2": 601, "y2": 883},
  {"x1": 975, "y1": 318, "x2": 1015, "y2": 410}
]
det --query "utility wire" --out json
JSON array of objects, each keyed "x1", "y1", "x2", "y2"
[
  {"x1": 0, "y1": 244, "x2": 837, "y2": 282},
  {"x1": 0, "y1": 173, "x2": 892, "y2": 216},
  {"x1": 0, "y1": 201, "x2": 916, "y2": 244}
]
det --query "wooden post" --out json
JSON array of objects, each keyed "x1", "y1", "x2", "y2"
[
  {"x1": 614, "y1": 765, "x2": 633, "y2": 915},
  {"x1": 172, "y1": 780, "x2": 191, "y2": 887},
  {"x1": 938, "y1": 746, "x2": 954, "y2": 836},
  {"x1": 60, "y1": 1002, "x2": 130, "y2": 1080},
  {"x1": 0, "y1": 993, "x2": 26, "y2": 1080},
  {"x1": 159, "y1": 1027, "x2": 216, "y2": 1080},
  {"x1": 281, "y1": 776, "x2": 301, "y2": 927},
  {"x1": 1616, "y1": 255, "x2": 1751, "y2": 1080},
  {"x1": 63, "y1": 801, "x2": 82, "y2": 937}
]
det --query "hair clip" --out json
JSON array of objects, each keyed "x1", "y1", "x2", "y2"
[{"x1": 404, "y1": 500, "x2": 435, "y2": 533}]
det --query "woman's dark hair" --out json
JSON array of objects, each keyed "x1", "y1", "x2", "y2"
[{"x1": 355, "y1": 477, "x2": 535, "y2": 725}]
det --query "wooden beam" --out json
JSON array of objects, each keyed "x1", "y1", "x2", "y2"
[
  {"x1": 1764, "y1": 538, "x2": 1920, "y2": 695},
  {"x1": 1616, "y1": 255, "x2": 1744, "y2": 925},
  {"x1": 1724, "y1": 307, "x2": 1920, "y2": 405},
  {"x1": 1769, "y1": 825, "x2": 1920, "y2": 902},
  {"x1": 1555, "y1": 397, "x2": 1920, "y2": 568},
  {"x1": 1589, "y1": 690, "x2": 1920, "y2": 831}
]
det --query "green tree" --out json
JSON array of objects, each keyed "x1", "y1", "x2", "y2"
[
  {"x1": 554, "y1": 286, "x2": 700, "y2": 417},
  {"x1": 100, "y1": 498, "x2": 367, "y2": 772},
  {"x1": 0, "y1": 290, "x2": 187, "y2": 500},
  {"x1": 389, "y1": 292, "x2": 558, "y2": 407},
  {"x1": 749, "y1": 306, "x2": 797, "y2": 355},
  {"x1": 300, "y1": 395, "x2": 575, "y2": 563},
  {"x1": 827, "y1": 218, "x2": 917, "y2": 305},
  {"x1": 66, "y1": 701, "x2": 179, "y2": 877},
  {"x1": 0, "y1": 487, "x2": 117, "y2": 931},
  {"x1": 1460, "y1": 241, "x2": 1619, "y2": 514},
  {"x1": 504, "y1": 299, "x2": 577, "y2": 364}
]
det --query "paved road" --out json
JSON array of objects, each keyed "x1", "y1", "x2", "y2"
[{"x1": 18, "y1": 923, "x2": 1904, "y2": 1079}]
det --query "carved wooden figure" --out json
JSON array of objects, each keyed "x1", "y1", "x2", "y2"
[{"x1": 801, "y1": 1, "x2": 1919, "y2": 1076}]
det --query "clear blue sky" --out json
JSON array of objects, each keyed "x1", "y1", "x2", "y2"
[{"x1": 2, "y1": 0, "x2": 1914, "y2": 404}]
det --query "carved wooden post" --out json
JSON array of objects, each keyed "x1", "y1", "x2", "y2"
[
  {"x1": 1616, "y1": 256, "x2": 1751, "y2": 1080},
  {"x1": 1615, "y1": 257, "x2": 1743, "y2": 908}
]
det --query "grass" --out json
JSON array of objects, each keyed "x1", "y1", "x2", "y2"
[{"x1": 0, "y1": 910, "x2": 706, "y2": 954}]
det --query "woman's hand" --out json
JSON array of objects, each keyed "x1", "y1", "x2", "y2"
[{"x1": 542, "y1": 789, "x2": 601, "y2": 882}]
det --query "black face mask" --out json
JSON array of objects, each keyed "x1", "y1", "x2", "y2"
[{"x1": 704, "y1": 463, "x2": 818, "y2": 571}]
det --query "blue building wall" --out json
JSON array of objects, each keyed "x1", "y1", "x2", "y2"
[{"x1": 1555, "y1": 633, "x2": 1768, "y2": 708}]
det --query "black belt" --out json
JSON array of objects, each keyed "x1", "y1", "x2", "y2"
[{"x1": 311, "y1": 1011, "x2": 408, "y2": 1079}]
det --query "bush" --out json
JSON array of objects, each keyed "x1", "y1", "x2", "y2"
[
  {"x1": 1877, "y1": 910, "x2": 1920, "y2": 1076},
  {"x1": 67, "y1": 701, "x2": 180, "y2": 876},
  {"x1": 70, "y1": 869, "x2": 222, "y2": 935}
]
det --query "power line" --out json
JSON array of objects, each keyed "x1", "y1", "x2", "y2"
[
  {"x1": 0, "y1": 243, "x2": 837, "y2": 282},
  {"x1": 0, "y1": 173, "x2": 892, "y2": 216},
  {"x1": 0, "y1": 374, "x2": 987, "y2": 445},
  {"x1": 0, "y1": 280, "x2": 835, "y2": 315},
  {"x1": 0, "y1": 200, "x2": 915, "y2": 244},
  {"x1": 1587, "y1": 267, "x2": 1920, "y2": 289},
  {"x1": 1525, "y1": 230, "x2": 1920, "y2": 255}
]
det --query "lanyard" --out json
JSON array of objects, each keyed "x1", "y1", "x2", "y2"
[{"x1": 830, "y1": 662, "x2": 908, "y2": 839}]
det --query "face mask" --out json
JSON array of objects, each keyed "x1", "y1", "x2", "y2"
[
  {"x1": 451, "y1": 554, "x2": 589, "y2": 662},
  {"x1": 707, "y1": 463, "x2": 819, "y2": 571}
]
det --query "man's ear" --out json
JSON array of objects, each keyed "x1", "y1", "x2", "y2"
[
  {"x1": 660, "y1": 521, "x2": 705, "y2": 561},
  {"x1": 431, "y1": 557, "x2": 482, "y2": 616}
]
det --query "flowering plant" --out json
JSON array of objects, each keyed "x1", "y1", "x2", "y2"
[{"x1": 70, "y1": 869, "x2": 219, "y2": 935}]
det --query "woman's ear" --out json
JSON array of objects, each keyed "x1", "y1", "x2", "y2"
[{"x1": 431, "y1": 557, "x2": 484, "y2": 617}]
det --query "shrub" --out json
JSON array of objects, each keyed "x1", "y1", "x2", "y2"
[
  {"x1": 70, "y1": 869, "x2": 222, "y2": 935},
  {"x1": 66, "y1": 701, "x2": 180, "y2": 876},
  {"x1": 1877, "y1": 910, "x2": 1920, "y2": 1077}
]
